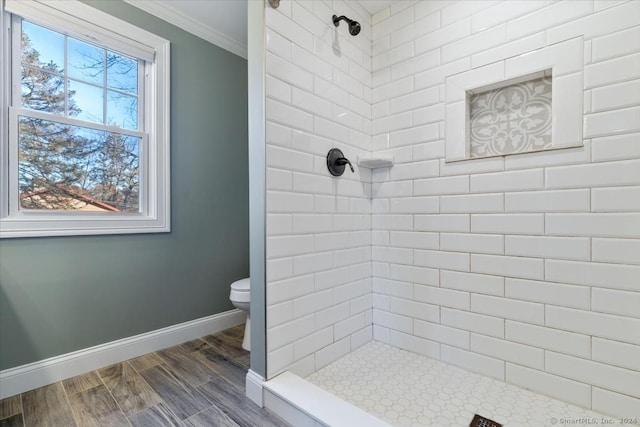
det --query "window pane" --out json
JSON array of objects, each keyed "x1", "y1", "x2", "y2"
[
  {"x1": 107, "y1": 91, "x2": 138, "y2": 130},
  {"x1": 21, "y1": 66, "x2": 64, "y2": 113},
  {"x1": 68, "y1": 80, "x2": 104, "y2": 123},
  {"x1": 68, "y1": 38, "x2": 105, "y2": 85},
  {"x1": 18, "y1": 115, "x2": 140, "y2": 213},
  {"x1": 107, "y1": 52, "x2": 138, "y2": 94},
  {"x1": 21, "y1": 21, "x2": 64, "y2": 72}
]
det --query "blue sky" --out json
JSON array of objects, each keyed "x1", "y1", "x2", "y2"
[{"x1": 22, "y1": 20, "x2": 139, "y2": 130}]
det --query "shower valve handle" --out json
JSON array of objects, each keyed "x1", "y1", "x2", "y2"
[
  {"x1": 335, "y1": 157, "x2": 354, "y2": 172},
  {"x1": 327, "y1": 148, "x2": 355, "y2": 176}
]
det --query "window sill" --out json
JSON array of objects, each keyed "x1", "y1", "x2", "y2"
[{"x1": 0, "y1": 213, "x2": 170, "y2": 238}]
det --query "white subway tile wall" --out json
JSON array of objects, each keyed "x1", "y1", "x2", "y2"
[
  {"x1": 265, "y1": 0, "x2": 640, "y2": 419},
  {"x1": 368, "y1": 0, "x2": 639, "y2": 418},
  {"x1": 265, "y1": 0, "x2": 375, "y2": 379}
]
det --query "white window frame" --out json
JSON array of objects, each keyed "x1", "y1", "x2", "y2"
[{"x1": 0, "y1": 0, "x2": 170, "y2": 238}]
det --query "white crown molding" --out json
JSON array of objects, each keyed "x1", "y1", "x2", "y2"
[
  {"x1": 0, "y1": 309, "x2": 245, "y2": 399},
  {"x1": 123, "y1": 0, "x2": 247, "y2": 59}
]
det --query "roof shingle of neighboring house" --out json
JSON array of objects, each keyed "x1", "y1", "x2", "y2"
[{"x1": 20, "y1": 186, "x2": 120, "y2": 212}]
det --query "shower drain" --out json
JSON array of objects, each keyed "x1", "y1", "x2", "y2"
[{"x1": 470, "y1": 413, "x2": 503, "y2": 427}]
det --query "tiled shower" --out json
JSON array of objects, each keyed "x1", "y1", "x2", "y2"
[{"x1": 260, "y1": 0, "x2": 639, "y2": 423}]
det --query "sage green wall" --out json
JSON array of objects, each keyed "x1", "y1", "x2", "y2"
[{"x1": 0, "y1": 1, "x2": 249, "y2": 370}]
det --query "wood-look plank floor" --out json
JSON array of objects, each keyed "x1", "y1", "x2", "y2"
[{"x1": 0, "y1": 325, "x2": 289, "y2": 427}]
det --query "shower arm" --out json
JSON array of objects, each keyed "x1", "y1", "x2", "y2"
[{"x1": 332, "y1": 15, "x2": 350, "y2": 26}]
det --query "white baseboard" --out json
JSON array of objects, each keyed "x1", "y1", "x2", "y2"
[
  {"x1": 246, "y1": 369, "x2": 265, "y2": 407},
  {"x1": 0, "y1": 309, "x2": 245, "y2": 399}
]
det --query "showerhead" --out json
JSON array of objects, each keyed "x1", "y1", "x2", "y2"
[
  {"x1": 349, "y1": 20, "x2": 361, "y2": 36},
  {"x1": 332, "y1": 14, "x2": 361, "y2": 36}
]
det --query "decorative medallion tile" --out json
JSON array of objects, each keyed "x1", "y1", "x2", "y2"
[{"x1": 469, "y1": 77, "x2": 552, "y2": 158}]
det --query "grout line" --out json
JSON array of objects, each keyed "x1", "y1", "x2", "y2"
[
  {"x1": 60, "y1": 380, "x2": 81, "y2": 427},
  {"x1": 97, "y1": 366, "x2": 134, "y2": 427},
  {"x1": 0, "y1": 394, "x2": 25, "y2": 423},
  {"x1": 18, "y1": 393, "x2": 24, "y2": 423}
]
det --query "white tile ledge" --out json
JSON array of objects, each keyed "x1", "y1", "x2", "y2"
[
  {"x1": 357, "y1": 156, "x2": 394, "y2": 168},
  {"x1": 263, "y1": 371, "x2": 392, "y2": 427}
]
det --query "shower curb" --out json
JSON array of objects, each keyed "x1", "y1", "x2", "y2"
[{"x1": 263, "y1": 371, "x2": 392, "y2": 427}]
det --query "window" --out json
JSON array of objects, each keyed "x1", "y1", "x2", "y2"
[{"x1": 1, "y1": 0, "x2": 170, "y2": 238}]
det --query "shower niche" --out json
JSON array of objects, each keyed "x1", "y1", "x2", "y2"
[{"x1": 444, "y1": 37, "x2": 585, "y2": 163}]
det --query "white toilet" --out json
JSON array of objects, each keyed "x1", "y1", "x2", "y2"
[{"x1": 229, "y1": 277, "x2": 250, "y2": 351}]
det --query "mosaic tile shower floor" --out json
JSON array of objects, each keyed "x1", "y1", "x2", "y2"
[{"x1": 306, "y1": 341, "x2": 629, "y2": 427}]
